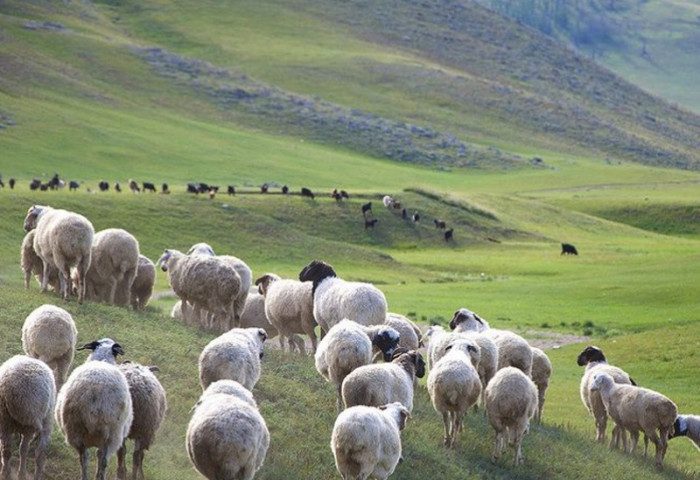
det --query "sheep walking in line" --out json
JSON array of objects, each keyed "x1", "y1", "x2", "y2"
[
  {"x1": 83, "y1": 228, "x2": 140, "y2": 307},
  {"x1": 530, "y1": 347, "x2": 552, "y2": 424},
  {"x1": 298, "y1": 260, "x2": 387, "y2": 336},
  {"x1": 427, "y1": 339, "x2": 482, "y2": 448},
  {"x1": 330, "y1": 402, "x2": 410, "y2": 480},
  {"x1": 23, "y1": 205, "x2": 95, "y2": 304},
  {"x1": 315, "y1": 319, "x2": 400, "y2": 411},
  {"x1": 21, "y1": 303, "x2": 78, "y2": 389},
  {"x1": 0, "y1": 355, "x2": 56, "y2": 480},
  {"x1": 670, "y1": 414, "x2": 700, "y2": 451},
  {"x1": 157, "y1": 249, "x2": 241, "y2": 332},
  {"x1": 590, "y1": 373, "x2": 677, "y2": 469},
  {"x1": 577, "y1": 346, "x2": 636, "y2": 444},
  {"x1": 20, "y1": 230, "x2": 59, "y2": 291},
  {"x1": 117, "y1": 362, "x2": 167, "y2": 480},
  {"x1": 186, "y1": 380, "x2": 269, "y2": 480},
  {"x1": 341, "y1": 349, "x2": 425, "y2": 412},
  {"x1": 255, "y1": 273, "x2": 317, "y2": 354},
  {"x1": 55, "y1": 338, "x2": 133, "y2": 480},
  {"x1": 485, "y1": 366, "x2": 538, "y2": 465},
  {"x1": 129, "y1": 255, "x2": 156, "y2": 311},
  {"x1": 198, "y1": 327, "x2": 268, "y2": 391}
]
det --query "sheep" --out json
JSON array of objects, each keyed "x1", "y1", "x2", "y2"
[
  {"x1": 485, "y1": 366, "x2": 538, "y2": 465},
  {"x1": 577, "y1": 345, "x2": 636, "y2": 444},
  {"x1": 298, "y1": 259, "x2": 387, "y2": 336},
  {"x1": 382, "y1": 195, "x2": 394, "y2": 208},
  {"x1": 433, "y1": 219, "x2": 446, "y2": 229},
  {"x1": 23, "y1": 205, "x2": 95, "y2": 304},
  {"x1": 314, "y1": 319, "x2": 400, "y2": 411},
  {"x1": 156, "y1": 249, "x2": 241, "y2": 332},
  {"x1": 561, "y1": 243, "x2": 578, "y2": 255},
  {"x1": 341, "y1": 349, "x2": 425, "y2": 412},
  {"x1": 186, "y1": 380, "x2": 269, "y2": 480},
  {"x1": 21, "y1": 303, "x2": 78, "y2": 389},
  {"x1": 141, "y1": 182, "x2": 156, "y2": 193},
  {"x1": 364, "y1": 218, "x2": 379, "y2": 229},
  {"x1": 0, "y1": 355, "x2": 56, "y2": 480},
  {"x1": 128, "y1": 179, "x2": 140, "y2": 193},
  {"x1": 114, "y1": 182, "x2": 121, "y2": 193},
  {"x1": 444, "y1": 228, "x2": 454, "y2": 242},
  {"x1": 300, "y1": 187, "x2": 315, "y2": 199},
  {"x1": 69, "y1": 180, "x2": 79, "y2": 191},
  {"x1": 116, "y1": 362, "x2": 167, "y2": 480},
  {"x1": 161, "y1": 183, "x2": 170, "y2": 194},
  {"x1": 55, "y1": 338, "x2": 133, "y2": 480},
  {"x1": 255, "y1": 273, "x2": 317, "y2": 354},
  {"x1": 330, "y1": 402, "x2": 409, "y2": 480},
  {"x1": 361, "y1": 201, "x2": 372, "y2": 217},
  {"x1": 384, "y1": 313, "x2": 422, "y2": 351},
  {"x1": 227, "y1": 185, "x2": 236, "y2": 195},
  {"x1": 20, "y1": 229, "x2": 59, "y2": 291},
  {"x1": 590, "y1": 373, "x2": 677, "y2": 469},
  {"x1": 427, "y1": 339, "x2": 482, "y2": 448},
  {"x1": 530, "y1": 347, "x2": 552, "y2": 424},
  {"x1": 129, "y1": 255, "x2": 155, "y2": 311},
  {"x1": 448, "y1": 307, "x2": 490, "y2": 333},
  {"x1": 83, "y1": 228, "x2": 140, "y2": 307},
  {"x1": 411, "y1": 211, "x2": 420, "y2": 223},
  {"x1": 670, "y1": 414, "x2": 700, "y2": 451},
  {"x1": 479, "y1": 329, "x2": 532, "y2": 377},
  {"x1": 8, "y1": 178, "x2": 14, "y2": 189},
  {"x1": 99, "y1": 181, "x2": 109, "y2": 192},
  {"x1": 239, "y1": 289, "x2": 307, "y2": 353},
  {"x1": 198, "y1": 327, "x2": 267, "y2": 391}
]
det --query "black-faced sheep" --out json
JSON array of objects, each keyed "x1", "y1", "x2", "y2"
[
  {"x1": 99, "y1": 181, "x2": 109, "y2": 192},
  {"x1": 444, "y1": 228, "x2": 454, "y2": 242},
  {"x1": 69, "y1": 180, "x2": 80, "y2": 191},
  {"x1": 227, "y1": 185, "x2": 236, "y2": 195},
  {"x1": 670, "y1": 414, "x2": 700, "y2": 451},
  {"x1": 161, "y1": 183, "x2": 170, "y2": 194},
  {"x1": 8, "y1": 178, "x2": 15, "y2": 189}
]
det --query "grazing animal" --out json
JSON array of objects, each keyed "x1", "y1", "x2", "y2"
[
  {"x1": 161, "y1": 183, "x2": 170, "y2": 194},
  {"x1": 142, "y1": 182, "x2": 156, "y2": 193},
  {"x1": 364, "y1": 218, "x2": 379, "y2": 229},
  {"x1": 402, "y1": 208, "x2": 407, "y2": 220},
  {"x1": 30, "y1": 179, "x2": 41, "y2": 191},
  {"x1": 99, "y1": 181, "x2": 109, "y2": 192},
  {"x1": 412, "y1": 211, "x2": 420, "y2": 223},
  {"x1": 561, "y1": 243, "x2": 578, "y2": 255},
  {"x1": 434, "y1": 219, "x2": 446, "y2": 229},
  {"x1": 69, "y1": 181, "x2": 80, "y2": 191},
  {"x1": 281, "y1": 185, "x2": 289, "y2": 194},
  {"x1": 260, "y1": 184, "x2": 269, "y2": 194},
  {"x1": 197, "y1": 183, "x2": 210, "y2": 194},
  {"x1": 331, "y1": 189, "x2": 342, "y2": 201},
  {"x1": 114, "y1": 182, "x2": 121, "y2": 192},
  {"x1": 227, "y1": 185, "x2": 236, "y2": 195},
  {"x1": 208, "y1": 188, "x2": 216, "y2": 200},
  {"x1": 382, "y1": 195, "x2": 394, "y2": 208},
  {"x1": 444, "y1": 228, "x2": 454, "y2": 242},
  {"x1": 340, "y1": 190, "x2": 349, "y2": 199},
  {"x1": 670, "y1": 414, "x2": 700, "y2": 451},
  {"x1": 128, "y1": 179, "x2": 140, "y2": 193},
  {"x1": 9, "y1": 178, "x2": 15, "y2": 189},
  {"x1": 300, "y1": 187, "x2": 315, "y2": 199},
  {"x1": 187, "y1": 183, "x2": 199, "y2": 194},
  {"x1": 361, "y1": 202, "x2": 372, "y2": 217}
]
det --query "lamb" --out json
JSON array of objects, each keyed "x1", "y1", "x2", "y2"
[
  {"x1": 341, "y1": 349, "x2": 425, "y2": 412},
  {"x1": 577, "y1": 345, "x2": 636, "y2": 443},
  {"x1": 23, "y1": 205, "x2": 95, "y2": 304},
  {"x1": 198, "y1": 327, "x2": 268, "y2": 391},
  {"x1": 485, "y1": 366, "x2": 538, "y2": 465},
  {"x1": 530, "y1": 347, "x2": 552, "y2": 424},
  {"x1": 156, "y1": 249, "x2": 241, "y2": 332},
  {"x1": 0, "y1": 355, "x2": 56, "y2": 480},
  {"x1": 83, "y1": 228, "x2": 140, "y2": 307},
  {"x1": 314, "y1": 319, "x2": 400, "y2": 411},
  {"x1": 427, "y1": 339, "x2": 482, "y2": 448},
  {"x1": 129, "y1": 255, "x2": 156, "y2": 311},
  {"x1": 255, "y1": 273, "x2": 317, "y2": 354},
  {"x1": 298, "y1": 259, "x2": 387, "y2": 336},
  {"x1": 590, "y1": 373, "x2": 677, "y2": 468},
  {"x1": 186, "y1": 380, "x2": 269, "y2": 480},
  {"x1": 21, "y1": 303, "x2": 78, "y2": 389},
  {"x1": 330, "y1": 402, "x2": 410, "y2": 480},
  {"x1": 117, "y1": 362, "x2": 167, "y2": 480},
  {"x1": 670, "y1": 414, "x2": 700, "y2": 451},
  {"x1": 20, "y1": 229, "x2": 59, "y2": 291},
  {"x1": 55, "y1": 338, "x2": 133, "y2": 480}
]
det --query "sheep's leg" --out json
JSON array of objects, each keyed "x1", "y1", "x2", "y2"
[
  {"x1": 453, "y1": 413, "x2": 463, "y2": 449},
  {"x1": 117, "y1": 442, "x2": 127, "y2": 480},
  {"x1": 96, "y1": 447, "x2": 109, "y2": 480},
  {"x1": 76, "y1": 255, "x2": 89, "y2": 304},
  {"x1": 336, "y1": 386, "x2": 344, "y2": 412},
  {"x1": 628, "y1": 429, "x2": 640, "y2": 453},
  {"x1": 491, "y1": 429, "x2": 505, "y2": 463},
  {"x1": 18, "y1": 432, "x2": 35, "y2": 480},
  {"x1": 40, "y1": 259, "x2": 52, "y2": 293},
  {"x1": 595, "y1": 414, "x2": 607, "y2": 443},
  {"x1": 78, "y1": 447, "x2": 90, "y2": 480},
  {"x1": 132, "y1": 440, "x2": 145, "y2": 480},
  {"x1": 293, "y1": 335, "x2": 306, "y2": 355},
  {"x1": 512, "y1": 426, "x2": 526, "y2": 466},
  {"x1": 278, "y1": 336, "x2": 285, "y2": 351},
  {"x1": 0, "y1": 428, "x2": 12, "y2": 480},
  {"x1": 441, "y1": 411, "x2": 451, "y2": 447},
  {"x1": 24, "y1": 268, "x2": 31, "y2": 289},
  {"x1": 33, "y1": 420, "x2": 51, "y2": 480}
]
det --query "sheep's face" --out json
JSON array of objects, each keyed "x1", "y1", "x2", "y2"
[
  {"x1": 156, "y1": 250, "x2": 173, "y2": 272},
  {"x1": 254, "y1": 274, "x2": 278, "y2": 296},
  {"x1": 414, "y1": 352, "x2": 426, "y2": 378},
  {"x1": 448, "y1": 308, "x2": 486, "y2": 332},
  {"x1": 187, "y1": 243, "x2": 216, "y2": 256},
  {"x1": 373, "y1": 327, "x2": 400, "y2": 362},
  {"x1": 577, "y1": 346, "x2": 606, "y2": 366},
  {"x1": 380, "y1": 403, "x2": 411, "y2": 431},
  {"x1": 23, "y1": 205, "x2": 44, "y2": 232},
  {"x1": 298, "y1": 260, "x2": 336, "y2": 283},
  {"x1": 77, "y1": 338, "x2": 124, "y2": 364}
]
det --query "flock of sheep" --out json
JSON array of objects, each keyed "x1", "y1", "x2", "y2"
[{"x1": 7, "y1": 203, "x2": 699, "y2": 479}]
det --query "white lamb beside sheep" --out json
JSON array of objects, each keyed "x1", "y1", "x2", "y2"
[
  {"x1": 530, "y1": 346, "x2": 552, "y2": 424},
  {"x1": 83, "y1": 228, "x2": 140, "y2": 307},
  {"x1": 186, "y1": 379, "x2": 269, "y2": 480},
  {"x1": 129, "y1": 254, "x2": 156, "y2": 311},
  {"x1": 55, "y1": 338, "x2": 133, "y2": 480},
  {"x1": 21, "y1": 303, "x2": 78, "y2": 389},
  {"x1": 21, "y1": 229, "x2": 59, "y2": 291},
  {"x1": 331, "y1": 402, "x2": 410, "y2": 480},
  {"x1": 485, "y1": 366, "x2": 538, "y2": 465},
  {"x1": 590, "y1": 373, "x2": 677, "y2": 469},
  {"x1": 23, "y1": 205, "x2": 95, "y2": 304},
  {"x1": 198, "y1": 327, "x2": 268, "y2": 391},
  {"x1": 299, "y1": 260, "x2": 387, "y2": 336},
  {"x1": 0, "y1": 355, "x2": 56, "y2": 480}
]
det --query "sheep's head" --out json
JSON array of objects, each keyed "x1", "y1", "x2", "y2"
[
  {"x1": 187, "y1": 242, "x2": 216, "y2": 256},
  {"x1": 298, "y1": 260, "x2": 336, "y2": 284},
  {"x1": 449, "y1": 308, "x2": 487, "y2": 332},
  {"x1": 77, "y1": 338, "x2": 124, "y2": 364},
  {"x1": 254, "y1": 273, "x2": 280, "y2": 296},
  {"x1": 23, "y1": 205, "x2": 46, "y2": 232},
  {"x1": 372, "y1": 326, "x2": 400, "y2": 362},
  {"x1": 589, "y1": 373, "x2": 613, "y2": 392},
  {"x1": 445, "y1": 339, "x2": 481, "y2": 368},
  {"x1": 379, "y1": 402, "x2": 411, "y2": 431},
  {"x1": 156, "y1": 249, "x2": 174, "y2": 272},
  {"x1": 577, "y1": 345, "x2": 606, "y2": 366}
]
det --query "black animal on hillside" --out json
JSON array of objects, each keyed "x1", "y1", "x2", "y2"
[
  {"x1": 434, "y1": 219, "x2": 446, "y2": 229},
  {"x1": 8, "y1": 178, "x2": 15, "y2": 189},
  {"x1": 0, "y1": 177, "x2": 3, "y2": 188},
  {"x1": 187, "y1": 183, "x2": 198, "y2": 194},
  {"x1": 561, "y1": 243, "x2": 578, "y2": 255},
  {"x1": 331, "y1": 189, "x2": 342, "y2": 201},
  {"x1": 114, "y1": 181, "x2": 121, "y2": 193},
  {"x1": 47, "y1": 173, "x2": 60, "y2": 190},
  {"x1": 412, "y1": 212, "x2": 420, "y2": 223},
  {"x1": 29, "y1": 179, "x2": 41, "y2": 191},
  {"x1": 98, "y1": 181, "x2": 109, "y2": 192},
  {"x1": 340, "y1": 190, "x2": 349, "y2": 199},
  {"x1": 69, "y1": 181, "x2": 80, "y2": 191},
  {"x1": 402, "y1": 208, "x2": 407, "y2": 220},
  {"x1": 361, "y1": 202, "x2": 372, "y2": 217},
  {"x1": 161, "y1": 183, "x2": 170, "y2": 194},
  {"x1": 364, "y1": 218, "x2": 379, "y2": 229},
  {"x1": 281, "y1": 185, "x2": 289, "y2": 194},
  {"x1": 227, "y1": 185, "x2": 236, "y2": 195},
  {"x1": 301, "y1": 187, "x2": 315, "y2": 199},
  {"x1": 444, "y1": 228, "x2": 454, "y2": 242},
  {"x1": 196, "y1": 183, "x2": 210, "y2": 194},
  {"x1": 142, "y1": 182, "x2": 156, "y2": 193},
  {"x1": 261, "y1": 183, "x2": 269, "y2": 194}
]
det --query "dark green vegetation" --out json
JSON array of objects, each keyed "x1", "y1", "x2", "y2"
[{"x1": 0, "y1": 0, "x2": 699, "y2": 478}]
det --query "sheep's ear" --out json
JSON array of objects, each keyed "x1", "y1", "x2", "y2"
[
  {"x1": 444, "y1": 344, "x2": 454, "y2": 352},
  {"x1": 474, "y1": 314, "x2": 484, "y2": 325},
  {"x1": 398, "y1": 408, "x2": 411, "y2": 430},
  {"x1": 112, "y1": 343, "x2": 125, "y2": 357},
  {"x1": 76, "y1": 340, "x2": 99, "y2": 351},
  {"x1": 148, "y1": 365, "x2": 160, "y2": 372},
  {"x1": 415, "y1": 353, "x2": 426, "y2": 378},
  {"x1": 467, "y1": 344, "x2": 477, "y2": 353}
]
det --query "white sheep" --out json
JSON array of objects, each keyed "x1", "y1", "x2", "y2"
[
  {"x1": 427, "y1": 339, "x2": 482, "y2": 448},
  {"x1": 590, "y1": 373, "x2": 678, "y2": 469},
  {"x1": 341, "y1": 349, "x2": 426, "y2": 412},
  {"x1": 83, "y1": 228, "x2": 140, "y2": 306},
  {"x1": 198, "y1": 327, "x2": 268, "y2": 391},
  {"x1": 186, "y1": 380, "x2": 269, "y2": 480},
  {"x1": 382, "y1": 195, "x2": 395, "y2": 208},
  {"x1": 298, "y1": 260, "x2": 387, "y2": 336},
  {"x1": 425, "y1": 327, "x2": 485, "y2": 400},
  {"x1": 239, "y1": 291, "x2": 307, "y2": 353},
  {"x1": 577, "y1": 345, "x2": 636, "y2": 444},
  {"x1": 485, "y1": 366, "x2": 538, "y2": 465},
  {"x1": 20, "y1": 229, "x2": 59, "y2": 291},
  {"x1": 448, "y1": 307, "x2": 490, "y2": 332},
  {"x1": 55, "y1": 338, "x2": 133, "y2": 480},
  {"x1": 23, "y1": 205, "x2": 95, "y2": 303},
  {"x1": 117, "y1": 362, "x2": 167, "y2": 480},
  {"x1": 530, "y1": 347, "x2": 552, "y2": 424},
  {"x1": 129, "y1": 254, "x2": 156, "y2": 311},
  {"x1": 315, "y1": 319, "x2": 400, "y2": 411},
  {"x1": 0, "y1": 355, "x2": 56, "y2": 480},
  {"x1": 21, "y1": 303, "x2": 78, "y2": 389},
  {"x1": 330, "y1": 402, "x2": 410, "y2": 480},
  {"x1": 385, "y1": 313, "x2": 422, "y2": 351},
  {"x1": 255, "y1": 273, "x2": 317, "y2": 354},
  {"x1": 156, "y1": 249, "x2": 241, "y2": 332},
  {"x1": 670, "y1": 414, "x2": 700, "y2": 451}
]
